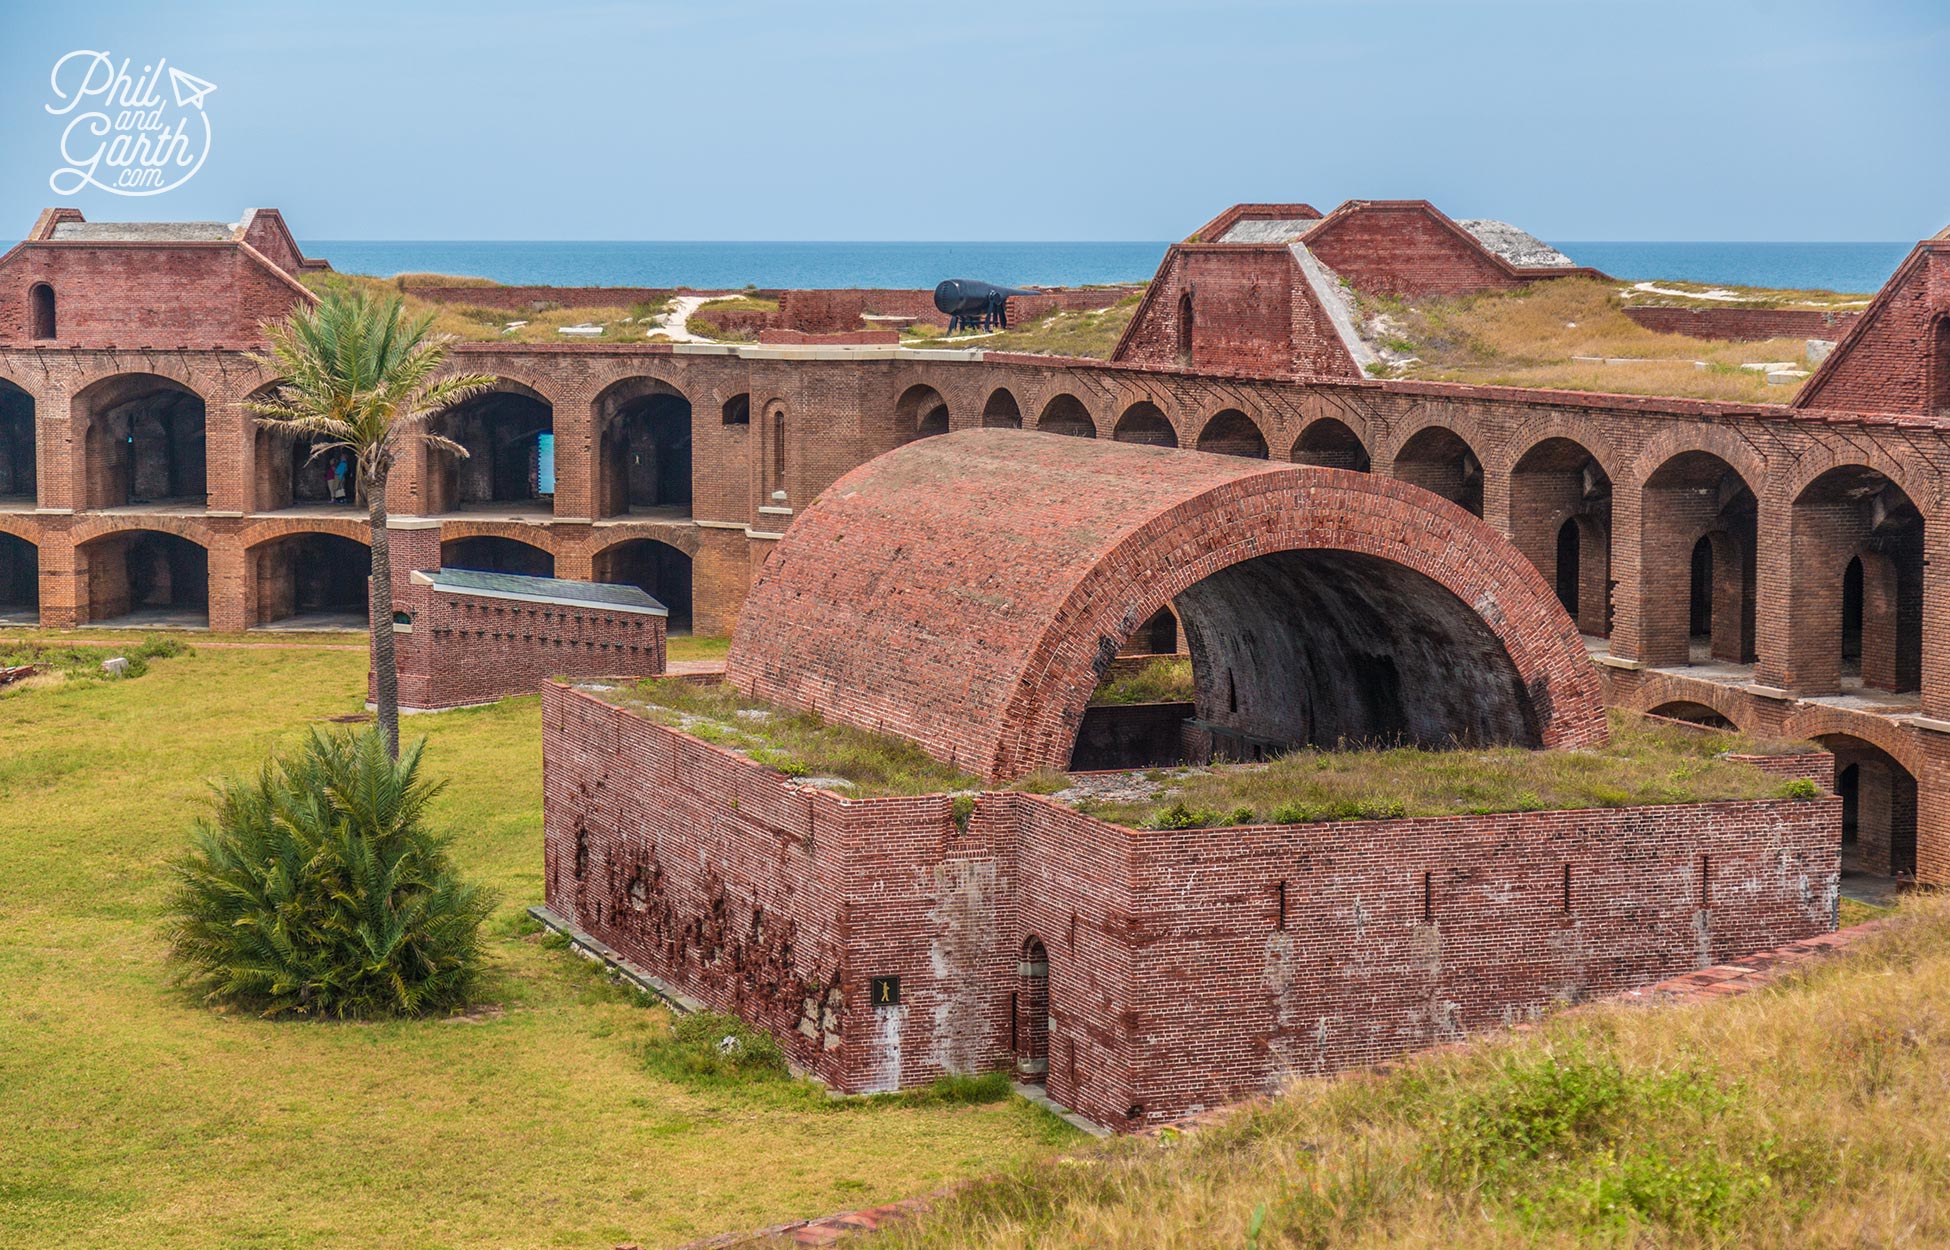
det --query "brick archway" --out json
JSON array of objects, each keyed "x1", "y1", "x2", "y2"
[{"x1": 729, "y1": 429, "x2": 1604, "y2": 780}]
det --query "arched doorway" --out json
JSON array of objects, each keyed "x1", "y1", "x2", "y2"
[
  {"x1": 1013, "y1": 937, "x2": 1050, "y2": 1082},
  {"x1": 1510, "y1": 438, "x2": 1612, "y2": 636},
  {"x1": 254, "y1": 426, "x2": 348, "y2": 512},
  {"x1": 1036, "y1": 394, "x2": 1096, "y2": 438},
  {"x1": 80, "y1": 375, "x2": 207, "y2": 509},
  {"x1": 596, "y1": 380, "x2": 693, "y2": 516},
  {"x1": 29, "y1": 284, "x2": 56, "y2": 340},
  {"x1": 431, "y1": 385, "x2": 554, "y2": 513},
  {"x1": 981, "y1": 388, "x2": 1022, "y2": 429},
  {"x1": 1391, "y1": 426, "x2": 1483, "y2": 516},
  {"x1": 250, "y1": 533, "x2": 370, "y2": 628},
  {"x1": 441, "y1": 535, "x2": 554, "y2": 578},
  {"x1": 592, "y1": 539, "x2": 693, "y2": 633},
  {"x1": 1790, "y1": 466, "x2": 1923, "y2": 695},
  {"x1": 1291, "y1": 419, "x2": 1370, "y2": 472},
  {"x1": 1818, "y1": 734, "x2": 1917, "y2": 879},
  {"x1": 0, "y1": 380, "x2": 33, "y2": 503},
  {"x1": 83, "y1": 531, "x2": 208, "y2": 626},
  {"x1": 1196, "y1": 410, "x2": 1268, "y2": 459},
  {"x1": 0, "y1": 532, "x2": 37, "y2": 622},
  {"x1": 897, "y1": 384, "x2": 950, "y2": 440},
  {"x1": 1642, "y1": 451, "x2": 1758, "y2": 667},
  {"x1": 1112, "y1": 401, "x2": 1175, "y2": 447}
]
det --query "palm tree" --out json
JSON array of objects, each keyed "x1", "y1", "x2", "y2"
[{"x1": 250, "y1": 289, "x2": 493, "y2": 757}]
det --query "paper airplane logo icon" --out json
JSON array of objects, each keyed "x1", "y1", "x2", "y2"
[{"x1": 168, "y1": 67, "x2": 217, "y2": 110}]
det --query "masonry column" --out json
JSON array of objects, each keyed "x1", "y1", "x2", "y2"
[
  {"x1": 548, "y1": 382, "x2": 595, "y2": 521},
  {"x1": 36, "y1": 524, "x2": 83, "y2": 628},
  {"x1": 1604, "y1": 477, "x2": 1647, "y2": 663},
  {"x1": 42, "y1": 379, "x2": 83, "y2": 514},
  {"x1": 1480, "y1": 462, "x2": 1513, "y2": 539},
  {"x1": 205, "y1": 380, "x2": 252, "y2": 515},
  {"x1": 206, "y1": 533, "x2": 249, "y2": 633},
  {"x1": 1921, "y1": 519, "x2": 1950, "y2": 721},
  {"x1": 1752, "y1": 488, "x2": 1802, "y2": 692},
  {"x1": 1914, "y1": 732, "x2": 1950, "y2": 887}
]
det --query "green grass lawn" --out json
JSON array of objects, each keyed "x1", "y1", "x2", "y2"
[{"x1": 0, "y1": 635, "x2": 1071, "y2": 1249}]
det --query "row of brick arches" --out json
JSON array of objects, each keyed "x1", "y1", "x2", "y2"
[
  {"x1": 0, "y1": 373, "x2": 707, "y2": 520},
  {"x1": 897, "y1": 384, "x2": 1925, "y2": 702},
  {"x1": 0, "y1": 529, "x2": 693, "y2": 632}
]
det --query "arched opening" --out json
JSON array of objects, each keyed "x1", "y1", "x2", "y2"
[
  {"x1": 83, "y1": 530, "x2": 208, "y2": 626},
  {"x1": 596, "y1": 381, "x2": 692, "y2": 516},
  {"x1": 1511, "y1": 438, "x2": 1612, "y2": 636},
  {"x1": 1645, "y1": 700, "x2": 1737, "y2": 731},
  {"x1": 1036, "y1": 394, "x2": 1096, "y2": 439},
  {"x1": 0, "y1": 532, "x2": 38, "y2": 622},
  {"x1": 1642, "y1": 451, "x2": 1757, "y2": 667},
  {"x1": 1290, "y1": 419, "x2": 1370, "y2": 472},
  {"x1": 440, "y1": 535, "x2": 554, "y2": 578},
  {"x1": 0, "y1": 380, "x2": 34, "y2": 503},
  {"x1": 1196, "y1": 410, "x2": 1268, "y2": 459},
  {"x1": 430, "y1": 385, "x2": 554, "y2": 514},
  {"x1": 1112, "y1": 401, "x2": 1176, "y2": 448},
  {"x1": 1126, "y1": 605, "x2": 1179, "y2": 655},
  {"x1": 1391, "y1": 426, "x2": 1483, "y2": 517},
  {"x1": 721, "y1": 393, "x2": 750, "y2": 426},
  {"x1": 1175, "y1": 292, "x2": 1193, "y2": 365},
  {"x1": 250, "y1": 533, "x2": 370, "y2": 628},
  {"x1": 1816, "y1": 735, "x2": 1917, "y2": 880},
  {"x1": 593, "y1": 539, "x2": 693, "y2": 633},
  {"x1": 80, "y1": 375, "x2": 207, "y2": 509},
  {"x1": 897, "y1": 384, "x2": 950, "y2": 441},
  {"x1": 1791, "y1": 466, "x2": 1923, "y2": 695},
  {"x1": 29, "y1": 284, "x2": 55, "y2": 341},
  {"x1": 981, "y1": 388, "x2": 1022, "y2": 429},
  {"x1": 1014, "y1": 937, "x2": 1050, "y2": 1082},
  {"x1": 1074, "y1": 547, "x2": 1540, "y2": 769},
  {"x1": 254, "y1": 425, "x2": 352, "y2": 512}
]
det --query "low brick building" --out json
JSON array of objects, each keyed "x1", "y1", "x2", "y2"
[{"x1": 542, "y1": 433, "x2": 1837, "y2": 1129}]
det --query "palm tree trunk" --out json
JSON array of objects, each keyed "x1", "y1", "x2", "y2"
[{"x1": 367, "y1": 466, "x2": 401, "y2": 759}]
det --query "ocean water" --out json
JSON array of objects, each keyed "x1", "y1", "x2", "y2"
[{"x1": 302, "y1": 239, "x2": 1913, "y2": 296}]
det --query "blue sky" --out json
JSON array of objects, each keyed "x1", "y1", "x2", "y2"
[{"x1": 0, "y1": 0, "x2": 1943, "y2": 242}]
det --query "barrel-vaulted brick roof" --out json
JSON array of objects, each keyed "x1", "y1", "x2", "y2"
[{"x1": 726, "y1": 429, "x2": 1605, "y2": 780}]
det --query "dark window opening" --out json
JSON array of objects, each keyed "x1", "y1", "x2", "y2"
[{"x1": 722, "y1": 393, "x2": 750, "y2": 425}]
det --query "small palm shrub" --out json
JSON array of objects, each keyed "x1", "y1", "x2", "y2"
[{"x1": 164, "y1": 728, "x2": 496, "y2": 1018}]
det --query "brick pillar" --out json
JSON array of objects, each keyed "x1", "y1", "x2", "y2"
[
  {"x1": 1859, "y1": 551, "x2": 1902, "y2": 692},
  {"x1": 205, "y1": 384, "x2": 250, "y2": 514},
  {"x1": 44, "y1": 389, "x2": 83, "y2": 513},
  {"x1": 1922, "y1": 525, "x2": 1950, "y2": 721},
  {"x1": 1914, "y1": 735, "x2": 1950, "y2": 886},
  {"x1": 1769, "y1": 493, "x2": 1862, "y2": 695},
  {"x1": 36, "y1": 527, "x2": 83, "y2": 627},
  {"x1": 206, "y1": 537, "x2": 249, "y2": 633},
  {"x1": 691, "y1": 527, "x2": 750, "y2": 638},
  {"x1": 553, "y1": 386, "x2": 595, "y2": 520},
  {"x1": 1480, "y1": 465, "x2": 1513, "y2": 538},
  {"x1": 1608, "y1": 484, "x2": 1646, "y2": 662}
]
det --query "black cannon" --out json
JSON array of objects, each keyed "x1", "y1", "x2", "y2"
[{"x1": 934, "y1": 279, "x2": 1039, "y2": 334}]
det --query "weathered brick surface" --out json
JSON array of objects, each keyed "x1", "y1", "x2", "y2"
[
  {"x1": 543, "y1": 681, "x2": 1838, "y2": 1128},
  {"x1": 726, "y1": 430, "x2": 1606, "y2": 781}
]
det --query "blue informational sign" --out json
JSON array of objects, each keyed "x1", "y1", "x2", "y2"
[{"x1": 537, "y1": 433, "x2": 556, "y2": 495}]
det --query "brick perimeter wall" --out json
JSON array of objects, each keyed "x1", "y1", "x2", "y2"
[
  {"x1": 1623, "y1": 306, "x2": 1862, "y2": 342},
  {"x1": 543, "y1": 684, "x2": 1839, "y2": 1129}
]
